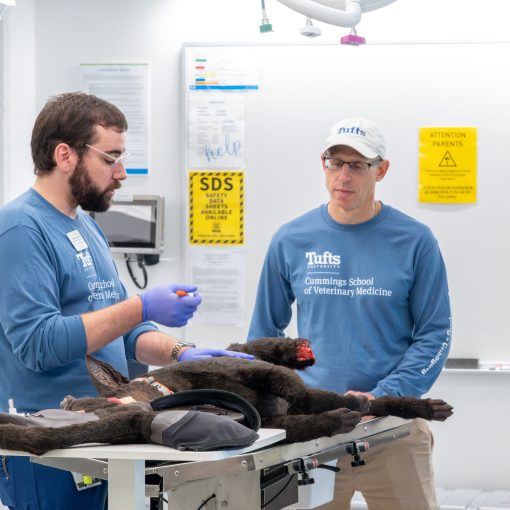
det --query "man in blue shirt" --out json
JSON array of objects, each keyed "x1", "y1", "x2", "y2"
[
  {"x1": 0, "y1": 92, "x2": 252, "y2": 510},
  {"x1": 248, "y1": 117, "x2": 451, "y2": 510}
]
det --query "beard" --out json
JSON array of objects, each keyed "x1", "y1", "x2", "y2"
[{"x1": 69, "y1": 159, "x2": 120, "y2": 212}]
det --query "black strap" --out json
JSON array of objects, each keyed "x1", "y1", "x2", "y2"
[{"x1": 150, "y1": 389, "x2": 261, "y2": 431}]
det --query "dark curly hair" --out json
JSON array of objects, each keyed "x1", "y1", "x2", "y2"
[{"x1": 31, "y1": 92, "x2": 128, "y2": 175}]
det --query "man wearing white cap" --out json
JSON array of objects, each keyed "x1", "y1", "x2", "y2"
[{"x1": 248, "y1": 117, "x2": 451, "y2": 509}]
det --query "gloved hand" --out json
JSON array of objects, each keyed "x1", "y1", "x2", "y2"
[
  {"x1": 139, "y1": 284, "x2": 202, "y2": 327},
  {"x1": 178, "y1": 348, "x2": 255, "y2": 362}
]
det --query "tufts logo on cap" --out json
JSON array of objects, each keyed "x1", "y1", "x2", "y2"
[{"x1": 337, "y1": 126, "x2": 366, "y2": 136}]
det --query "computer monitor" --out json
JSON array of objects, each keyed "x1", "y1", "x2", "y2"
[{"x1": 89, "y1": 195, "x2": 164, "y2": 255}]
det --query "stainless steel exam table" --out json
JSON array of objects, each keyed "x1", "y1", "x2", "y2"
[{"x1": 0, "y1": 416, "x2": 410, "y2": 510}]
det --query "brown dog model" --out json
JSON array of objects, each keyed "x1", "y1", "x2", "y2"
[{"x1": 0, "y1": 338, "x2": 453, "y2": 455}]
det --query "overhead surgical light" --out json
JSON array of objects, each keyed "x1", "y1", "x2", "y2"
[
  {"x1": 259, "y1": 0, "x2": 397, "y2": 42},
  {"x1": 0, "y1": 0, "x2": 15, "y2": 20},
  {"x1": 340, "y1": 26, "x2": 365, "y2": 45},
  {"x1": 259, "y1": 0, "x2": 273, "y2": 32},
  {"x1": 300, "y1": 17, "x2": 322, "y2": 38},
  {"x1": 276, "y1": 0, "x2": 397, "y2": 27}
]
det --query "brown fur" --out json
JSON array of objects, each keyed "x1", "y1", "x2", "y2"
[{"x1": 0, "y1": 338, "x2": 453, "y2": 454}]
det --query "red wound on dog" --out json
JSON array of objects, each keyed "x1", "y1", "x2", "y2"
[{"x1": 297, "y1": 340, "x2": 315, "y2": 362}]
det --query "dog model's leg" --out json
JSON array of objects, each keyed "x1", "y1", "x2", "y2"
[
  {"x1": 301, "y1": 387, "x2": 371, "y2": 414},
  {"x1": 233, "y1": 362, "x2": 369, "y2": 415},
  {"x1": 262, "y1": 408, "x2": 361, "y2": 443},
  {"x1": 61, "y1": 395, "x2": 118, "y2": 412},
  {"x1": 227, "y1": 338, "x2": 315, "y2": 370},
  {"x1": 368, "y1": 397, "x2": 453, "y2": 421},
  {"x1": 0, "y1": 408, "x2": 156, "y2": 455}
]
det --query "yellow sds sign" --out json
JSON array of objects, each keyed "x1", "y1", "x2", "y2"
[
  {"x1": 419, "y1": 127, "x2": 477, "y2": 204},
  {"x1": 189, "y1": 171, "x2": 244, "y2": 245}
]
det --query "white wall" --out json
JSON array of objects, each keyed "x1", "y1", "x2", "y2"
[
  {"x1": 429, "y1": 370, "x2": 510, "y2": 490},
  {"x1": 2, "y1": 0, "x2": 510, "y2": 491},
  {"x1": 0, "y1": 0, "x2": 36, "y2": 205},
  {"x1": 181, "y1": 41, "x2": 510, "y2": 490},
  {"x1": 180, "y1": 41, "x2": 510, "y2": 362}
]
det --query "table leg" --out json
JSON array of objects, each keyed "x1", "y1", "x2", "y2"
[{"x1": 108, "y1": 458, "x2": 145, "y2": 510}]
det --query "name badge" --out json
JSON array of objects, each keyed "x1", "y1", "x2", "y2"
[{"x1": 66, "y1": 230, "x2": 88, "y2": 252}]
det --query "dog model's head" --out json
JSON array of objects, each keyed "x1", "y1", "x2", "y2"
[
  {"x1": 295, "y1": 339, "x2": 315, "y2": 365},
  {"x1": 86, "y1": 356, "x2": 164, "y2": 402}
]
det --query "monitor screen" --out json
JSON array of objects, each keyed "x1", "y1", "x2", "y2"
[{"x1": 90, "y1": 195, "x2": 163, "y2": 254}]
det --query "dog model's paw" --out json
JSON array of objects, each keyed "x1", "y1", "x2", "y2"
[
  {"x1": 60, "y1": 396, "x2": 117, "y2": 413},
  {"x1": 343, "y1": 394, "x2": 370, "y2": 414},
  {"x1": 426, "y1": 399, "x2": 454, "y2": 421},
  {"x1": 60, "y1": 395, "x2": 77, "y2": 410},
  {"x1": 328, "y1": 407, "x2": 361, "y2": 434},
  {"x1": 397, "y1": 397, "x2": 454, "y2": 421},
  {"x1": 368, "y1": 396, "x2": 453, "y2": 421}
]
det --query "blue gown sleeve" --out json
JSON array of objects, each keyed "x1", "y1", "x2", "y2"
[
  {"x1": 371, "y1": 240, "x2": 452, "y2": 398},
  {"x1": 91, "y1": 223, "x2": 159, "y2": 361},
  {"x1": 248, "y1": 236, "x2": 295, "y2": 340},
  {"x1": 0, "y1": 226, "x2": 87, "y2": 372}
]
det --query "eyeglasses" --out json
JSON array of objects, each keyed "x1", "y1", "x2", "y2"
[
  {"x1": 323, "y1": 157, "x2": 381, "y2": 175},
  {"x1": 85, "y1": 144, "x2": 130, "y2": 173}
]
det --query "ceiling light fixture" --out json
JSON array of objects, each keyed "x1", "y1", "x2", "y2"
[{"x1": 276, "y1": 0, "x2": 397, "y2": 27}]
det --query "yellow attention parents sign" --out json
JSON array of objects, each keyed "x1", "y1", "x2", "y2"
[
  {"x1": 419, "y1": 127, "x2": 477, "y2": 203},
  {"x1": 189, "y1": 171, "x2": 244, "y2": 244}
]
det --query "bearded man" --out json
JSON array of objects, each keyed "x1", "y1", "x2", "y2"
[{"x1": 0, "y1": 92, "x2": 252, "y2": 510}]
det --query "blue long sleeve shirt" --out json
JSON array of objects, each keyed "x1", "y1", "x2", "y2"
[
  {"x1": 0, "y1": 189, "x2": 157, "y2": 413},
  {"x1": 248, "y1": 203, "x2": 451, "y2": 398}
]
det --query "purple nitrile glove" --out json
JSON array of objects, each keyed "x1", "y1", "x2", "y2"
[
  {"x1": 178, "y1": 348, "x2": 255, "y2": 362},
  {"x1": 139, "y1": 284, "x2": 202, "y2": 327}
]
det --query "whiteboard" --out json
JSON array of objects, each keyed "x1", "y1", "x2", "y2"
[{"x1": 183, "y1": 42, "x2": 510, "y2": 362}]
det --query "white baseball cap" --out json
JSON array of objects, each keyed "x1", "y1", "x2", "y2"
[{"x1": 324, "y1": 117, "x2": 386, "y2": 159}]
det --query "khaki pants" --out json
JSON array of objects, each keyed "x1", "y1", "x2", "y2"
[{"x1": 317, "y1": 419, "x2": 436, "y2": 510}]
